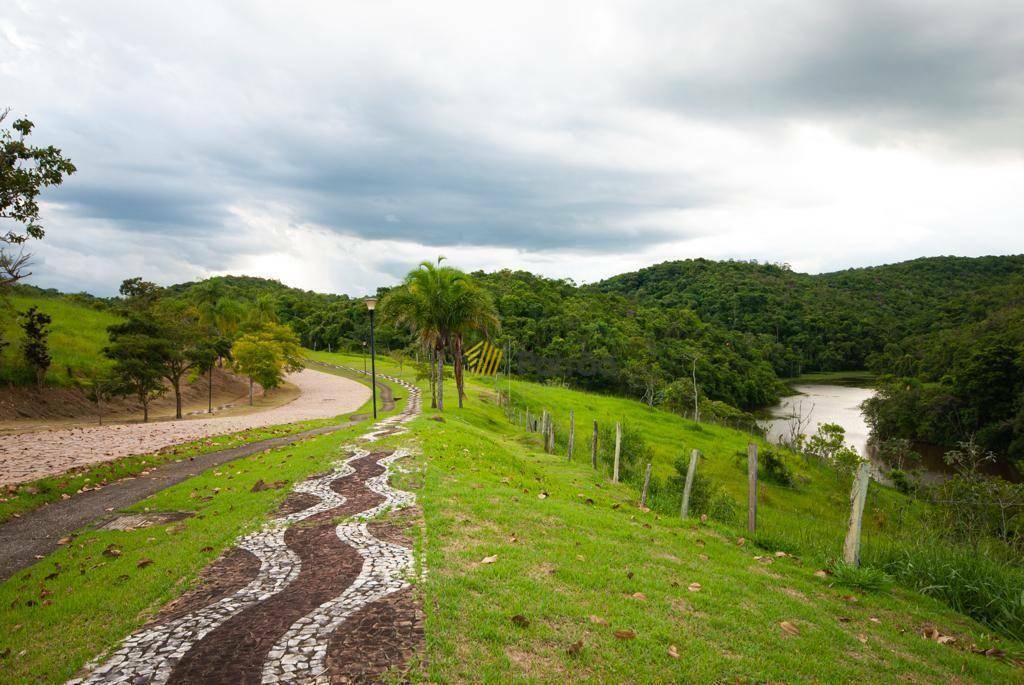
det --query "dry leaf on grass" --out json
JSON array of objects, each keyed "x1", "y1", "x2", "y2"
[
  {"x1": 136, "y1": 558, "x2": 154, "y2": 568},
  {"x1": 857, "y1": 633, "x2": 868, "y2": 644},
  {"x1": 736, "y1": 537, "x2": 746, "y2": 546},
  {"x1": 698, "y1": 553, "x2": 709, "y2": 561},
  {"x1": 567, "y1": 640, "x2": 583, "y2": 657},
  {"x1": 922, "y1": 625, "x2": 956, "y2": 645},
  {"x1": 589, "y1": 615, "x2": 608, "y2": 625},
  {"x1": 614, "y1": 629, "x2": 636, "y2": 640},
  {"x1": 511, "y1": 614, "x2": 530, "y2": 628},
  {"x1": 631, "y1": 592, "x2": 647, "y2": 600},
  {"x1": 102, "y1": 545, "x2": 122, "y2": 558},
  {"x1": 480, "y1": 554, "x2": 499, "y2": 564},
  {"x1": 537, "y1": 491, "x2": 548, "y2": 499},
  {"x1": 779, "y1": 621, "x2": 800, "y2": 636},
  {"x1": 813, "y1": 569, "x2": 829, "y2": 578},
  {"x1": 687, "y1": 582, "x2": 702, "y2": 592},
  {"x1": 667, "y1": 644, "x2": 680, "y2": 659}
]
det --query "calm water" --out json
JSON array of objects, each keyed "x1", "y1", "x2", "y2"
[{"x1": 760, "y1": 384, "x2": 875, "y2": 456}]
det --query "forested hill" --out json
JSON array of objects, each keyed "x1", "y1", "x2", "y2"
[{"x1": 592, "y1": 255, "x2": 1024, "y2": 376}]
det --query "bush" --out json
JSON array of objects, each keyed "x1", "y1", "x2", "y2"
[
  {"x1": 827, "y1": 561, "x2": 892, "y2": 592},
  {"x1": 668, "y1": 456, "x2": 738, "y2": 524}
]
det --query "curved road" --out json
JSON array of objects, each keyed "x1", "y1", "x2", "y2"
[{"x1": 0, "y1": 369, "x2": 371, "y2": 486}]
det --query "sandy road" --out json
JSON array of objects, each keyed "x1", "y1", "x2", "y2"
[{"x1": 0, "y1": 369, "x2": 371, "y2": 486}]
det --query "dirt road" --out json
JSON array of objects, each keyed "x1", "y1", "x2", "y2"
[{"x1": 0, "y1": 369, "x2": 371, "y2": 486}]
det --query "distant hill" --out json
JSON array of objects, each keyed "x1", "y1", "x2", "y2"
[{"x1": 592, "y1": 255, "x2": 1024, "y2": 375}]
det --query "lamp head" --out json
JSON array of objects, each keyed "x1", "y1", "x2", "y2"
[{"x1": 364, "y1": 296, "x2": 378, "y2": 311}]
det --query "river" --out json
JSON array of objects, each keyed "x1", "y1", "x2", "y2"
[{"x1": 760, "y1": 383, "x2": 875, "y2": 456}]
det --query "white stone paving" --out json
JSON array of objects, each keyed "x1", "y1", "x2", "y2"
[{"x1": 68, "y1": 372, "x2": 422, "y2": 685}]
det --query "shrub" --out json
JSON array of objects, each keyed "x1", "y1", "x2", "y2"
[
  {"x1": 669, "y1": 456, "x2": 738, "y2": 524},
  {"x1": 827, "y1": 561, "x2": 892, "y2": 592}
]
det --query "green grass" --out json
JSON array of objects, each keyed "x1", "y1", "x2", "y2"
[
  {"x1": 0, "y1": 378, "x2": 405, "y2": 684},
  {"x1": 302, "y1": 353, "x2": 1023, "y2": 680},
  {"x1": 0, "y1": 415, "x2": 351, "y2": 524},
  {"x1": 1, "y1": 294, "x2": 120, "y2": 386},
  {"x1": 408, "y1": 375, "x2": 1022, "y2": 682},
  {"x1": 3, "y1": 350, "x2": 1022, "y2": 682}
]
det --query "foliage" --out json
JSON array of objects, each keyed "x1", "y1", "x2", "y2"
[
  {"x1": 800, "y1": 422, "x2": 862, "y2": 475},
  {"x1": 381, "y1": 259, "x2": 498, "y2": 411},
  {"x1": 0, "y1": 110, "x2": 76, "y2": 286},
  {"x1": 826, "y1": 561, "x2": 893, "y2": 592},
  {"x1": 759, "y1": 445, "x2": 795, "y2": 486},
  {"x1": 103, "y1": 313, "x2": 168, "y2": 421},
  {"x1": 230, "y1": 322, "x2": 304, "y2": 399},
  {"x1": 19, "y1": 305, "x2": 51, "y2": 387}
]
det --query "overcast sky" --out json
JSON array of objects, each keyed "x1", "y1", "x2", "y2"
[{"x1": 3, "y1": 0, "x2": 1022, "y2": 296}]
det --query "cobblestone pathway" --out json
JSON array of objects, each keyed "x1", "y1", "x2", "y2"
[{"x1": 69, "y1": 372, "x2": 423, "y2": 684}]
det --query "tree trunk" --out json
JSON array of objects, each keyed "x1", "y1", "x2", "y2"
[
  {"x1": 249, "y1": 376, "x2": 254, "y2": 406},
  {"x1": 436, "y1": 345, "x2": 445, "y2": 411},
  {"x1": 208, "y1": 366, "x2": 213, "y2": 414},
  {"x1": 429, "y1": 347, "x2": 437, "y2": 409},
  {"x1": 454, "y1": 335, "x2": 465, "y2": 408},
  {"x1": 173, "y1": 378, "x2": 183, "y2": 419},
  {"x1": 142, "y1": 395, "x2": 149, "y2": 423}
]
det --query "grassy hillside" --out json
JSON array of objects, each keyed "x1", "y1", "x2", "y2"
[
  {"x1": 313, "y1": 352, "x2": 1023, "y2": 681},
  {"x1": 1, "y1": 293, "x2": 119, "y2": 386}
]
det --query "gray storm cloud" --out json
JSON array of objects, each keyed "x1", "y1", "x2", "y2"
[{"x1": 2, "y1": 0, "x2": 1022, "y2": 295}]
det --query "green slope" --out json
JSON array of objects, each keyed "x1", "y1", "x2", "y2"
[
  {"x1": 315, "y1": 352, "x2": 1023, "y2": 682},
  {"x1": 1, "y1": 293, "x2": 120, "y2": 386}
]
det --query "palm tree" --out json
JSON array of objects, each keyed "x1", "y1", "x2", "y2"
[
  {"x1": 447, "y1": 279, "x2": 499, "y2": 408},
  {"x1": 381, "y1": 258, "x2": 497, "y2": 410},
  {"x1": 381, "y1": 259, "x2": 453, "y2": 409}
]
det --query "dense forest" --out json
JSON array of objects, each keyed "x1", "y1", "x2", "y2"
[
  {"x1": 595, "y1": 256, "x2": 1024, "y2": 468},
  {"x1": 6, "y1": 254, "x2": 1023, "y2": 468}
]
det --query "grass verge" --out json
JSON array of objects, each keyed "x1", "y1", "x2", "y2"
[{"x1": 0, "y1": 385, "x2": 404, "y2": 684}]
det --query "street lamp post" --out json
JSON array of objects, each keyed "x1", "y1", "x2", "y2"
[{"x1": 364, "y1": 297, "x2": 378, "y2": 419}]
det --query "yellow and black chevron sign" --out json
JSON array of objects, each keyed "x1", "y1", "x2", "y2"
[{"x1": 465, "y1": 340, "x2": 504, "y2": 376}]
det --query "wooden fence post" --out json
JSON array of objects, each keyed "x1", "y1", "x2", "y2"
[
  {"x1": 747, "y1": 443, "x2": 758, "y2": 535},
  {"x1": 680, "y1": 448, "x2": 699, "y2": 518},
  {"x1": 640, "y1": 462, "x2": 653, "y2": 508},
  {"x1": 591, "y1": 420, "x2": 598, "y2": 469},
  {"x1": 526, "y1": 408, "x2": 531, "y2": 432},
  {"x1": 843, "y1": 460, "x2": 872, "y2": 566},
  {"x1": 613, "y1": 422, "x2": 622, "y2": 483},
  {"x1": 567, "y1": 410, "x2": 575, "y2": 461},
  {"x1": 547, "y1": 421, "x2": 556, "y2": 453}
]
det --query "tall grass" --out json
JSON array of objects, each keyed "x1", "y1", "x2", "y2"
[{"x1": 868, "y1": 539, "x2": 1024, "y2": 642}]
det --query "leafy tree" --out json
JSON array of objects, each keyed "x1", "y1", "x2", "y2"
[
  {"x1": 117, "y1": 277, "x2": 163, "y2": 312},
  {"x1": 104, "y1": 314, "x2": 167, "y2": 421},
  {"x1": 19, "y1": 305, "x2": 51, "y2": 387},
  {"x1": 231, "y1": 322, "x2": 303, "y2": 404},
  {"x1": 0, "y1": 110, "x2": 76, "y2": 287},
  {"x1": 152, "y1": 300, "x2": 206, "y2": 419}
]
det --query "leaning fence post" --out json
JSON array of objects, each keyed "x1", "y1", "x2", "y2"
[
  {"x1": 547, "y1": 421, "x2": 556, "y2": 453},
  {"x1": 843, "y1": 460, "x2": 872, "y2": 566},
  {"x1": 567, "y1": 410, "x2": 575, "y2": 461},
  {"x1": 747, "y1": 443, "x2": 758, "y2": 534},
  {"x1": 640, "y1": 462, "x2": 653, "y2": 508},
  {"x1": 680, "y1": 448, "x2": 699, "y2": 518},
  {"x1": 591, "y1": 420, "x2": 598, "y2": 469},
  {"x1": 613, "y1": 422, "x2": 622, "y2": 483}
]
